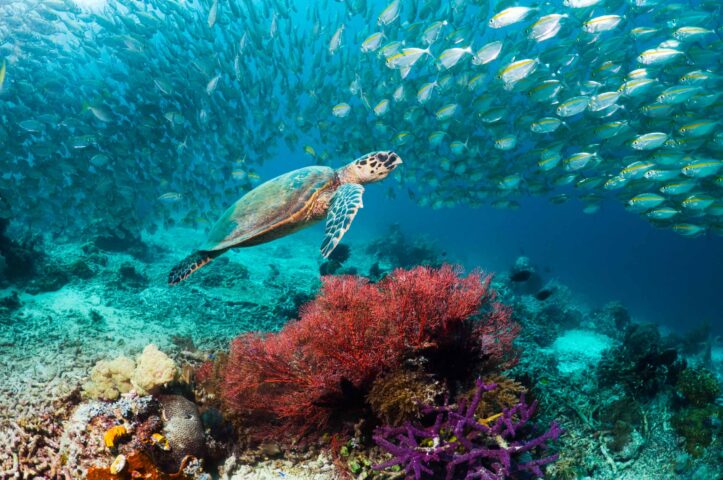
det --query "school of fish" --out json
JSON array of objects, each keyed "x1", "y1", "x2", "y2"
[{"x1": 0, "y1": 0, "x2": 721, "y2": 237}]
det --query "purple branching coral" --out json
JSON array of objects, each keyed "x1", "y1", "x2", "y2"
[{"x1": 373, "y1": 379, "x2": 563, "y2": 480}]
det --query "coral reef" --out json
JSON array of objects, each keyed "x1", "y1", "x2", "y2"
[
  {"x1": 676, "y1": 367, "x2": 721, "y2": 407},
  {"x1": 366, "y1": 368, "x2": 444, "y2": 426},
  {"x1": 319, "y1": 243, "x2": 351, "y2": 276},
  {"x1": 132, "y1": 344, "x2": 179, "y2": 395},
  {"x1": 672, "y1": 405, "x2": 722, "y2": 457},
  {"x1": 589, "y1": 302, "x2": 631, "y2": 340},
  {"x1": 84, "y1": 345, "x2": 178, "y2": 400},
  {"x1": 0, "y1": 388, "x2": 80, "y2": 479},
  {"x1": 373, "y1": 379, "x2": 562, "y2": 480},
  {"x1": 86, "y1": 450, "x2": 197, "y2": 479},
  {"x1": 470, "y1": 374, "x2": 528, "y2": 418},
  {"x1": 4, "y1": 231, "x2": 718, "y2": 479},
  {"x1": 157, "y1": 395, "x2": 206, "y2": 471},
  {"x1": 84, "y1": 356, "x2": 137, "y2": 401},
  {"x1": 218, "y1": 265, "x2": 517, "y2": 440},
  {"x1": 597, "y1": 323, "x2": 683, "y2": 399},
  {"x1": 366, "y1": 224, "x2": 443, "y2": 274}
]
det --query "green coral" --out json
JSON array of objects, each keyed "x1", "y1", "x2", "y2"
[
  {"x1": 672, "y1": 406, "x2": 722, "y2": 457},
  {"x1": 676, "y1": 367, "x2": 720, "y2": 407}
]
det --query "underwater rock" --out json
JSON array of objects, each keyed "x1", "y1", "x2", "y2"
[
  {"x1": 591, "y1": 301, "x2": 631, "y2": 339},
  {"x1": 117, "y1": 262, "x2": 150, "y2": 289},
  {"x1": 157, "y1": 395, "x2": 206, "y2": 472},
  {"x1": 25, "y1": 261, "x2": 70, "y2": 294},
  {"x1": 508, "y1": 256, "x2": 544, "y2": 295},
  {"x1": 612, "y1": 427, "x2": 645, "y2": 462},
  {"x1": 0, "y1": 217, "x2": 40, "y2": 284},
  {"x1": 510, "y1": 256, "x2": 535, "y2": 282},
  {"x1": 598, "y1": 323, "x2": 685, "y2": 398},
  {"x1": 366, "y1": 224, "x2": 443, "y2": 269},
  {"x1": 93, "y1": 226, "x2": 152, "y2": 261},
  {"x1": 0, "y1": 290, "x2": 22, "y2": 313},
  {"x1": 198, "y1": 257, "x2": 250, "y2": 288},
  {"x1": 68, "y1": 258, "x2": 95, "y2": 279}
]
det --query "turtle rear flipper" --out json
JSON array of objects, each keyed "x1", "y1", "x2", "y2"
[{"x1": 168, "y1": 250, "x2": 222, "y2": 285}]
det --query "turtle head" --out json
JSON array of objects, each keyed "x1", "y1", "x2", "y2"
[{"x1": 341, "y1": 151, "x2": 402, "y2": 184}]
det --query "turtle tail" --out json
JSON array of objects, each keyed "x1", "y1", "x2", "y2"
[{"x1": 168, "y1": 250, "x2": 221, "y2": 285}]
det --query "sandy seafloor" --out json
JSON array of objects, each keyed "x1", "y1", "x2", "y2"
[{"x1": 1, "y1": 225, "x2": 721, "y2": 479}]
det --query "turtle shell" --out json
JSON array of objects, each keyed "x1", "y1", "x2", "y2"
[{"x1": 201, "y1": 166, "x2": 337, "y2": 251}]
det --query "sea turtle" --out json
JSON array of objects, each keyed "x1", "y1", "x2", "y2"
[{"x1": 168, "y1": 151, "x2": 402, "y2": 284}]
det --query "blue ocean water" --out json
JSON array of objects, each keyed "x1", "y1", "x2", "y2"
[
  {"x1": 262, "y1": 150, "x2": 723, "y2": 335},
  {"x1": 1, "y1": 0, "x2": 723, "y2": 477}
]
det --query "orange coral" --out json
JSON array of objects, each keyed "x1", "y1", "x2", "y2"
[
  {"x1": 103, "y1": 425, "x2": 129, "y2": 449},
  {"x1": 86, "y1": 451, "x2": 192, "y2": 480}
]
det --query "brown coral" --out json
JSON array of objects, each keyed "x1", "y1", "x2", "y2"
[
  {"x1": 193, "y1": 353, "x2": 228, "y2": 408},
  {"x1": 366, "y1": 369, "x2": 443, "y2": 426},
  {"x1": 156, "y1": 395, "x2": 206, "y2": 472},
  {"x1": 469, "y1": 375, "x2": 527, "y2": 418}
]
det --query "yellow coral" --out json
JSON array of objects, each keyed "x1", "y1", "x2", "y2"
[
  {"x1": 83, "y1": 356, "x2": 136, "y2": 401},
  {"x1": 104, "y1": 425, "x2": 128, "y2": 448},
  {"x1": 131, "y1": 344, "x2": 178, "y2": 395},
  {"x1": 83, "y1": 345, "x2": 178, "y2": 400}
]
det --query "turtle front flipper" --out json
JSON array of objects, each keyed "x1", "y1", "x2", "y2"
[
  {"x1": 168, "y1": 250, "x2": 222, "y2": 285},
  {"x1": 321, "y1": 183, "x2": 364, "y2": 258}
]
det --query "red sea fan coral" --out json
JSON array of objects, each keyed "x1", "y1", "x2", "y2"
[{"x1": 220, "y1": 265, "x2": 518, "y2": 439}]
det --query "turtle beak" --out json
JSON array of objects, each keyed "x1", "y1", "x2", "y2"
[{"x1": 383, "y1": 151, "x2": 402, "y2": 169}]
